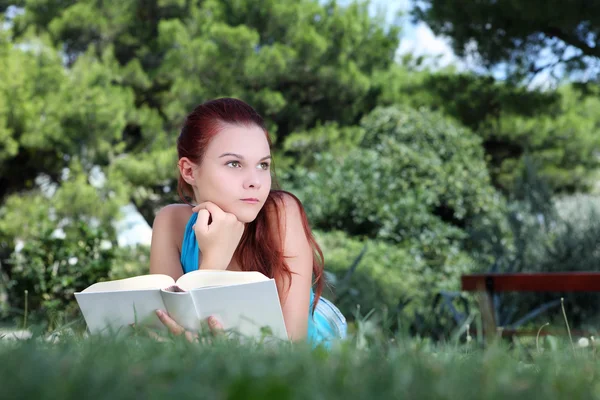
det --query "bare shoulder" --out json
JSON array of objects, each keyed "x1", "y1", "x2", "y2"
[
  {"x1": 150, "y1": 203, "x2": 194, "y2": 277},
  {"x1": 152, "y1": 204, "x2": 194, "y2": 251},
  {"x1": 265, "y1": 191, "x2": 307, "y2": 241},
  {"x1": 153, "y1": 203, "x2": 194, "y2": 227},
  {"x1": 266, "y1": 191, "x2": 304, "y2": 221}
]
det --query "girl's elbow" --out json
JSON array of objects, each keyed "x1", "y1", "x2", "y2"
[{"x1": 285, "y1": 320, "x2": 308, "y2": 342}]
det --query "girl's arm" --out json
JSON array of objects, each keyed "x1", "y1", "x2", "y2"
[
  {"x1": 268, "y1": 194, "x2": 314, "y2": 341},
  {"x1": 149, "y1": 205, "x2": 188, "y2": 280},
  {"x1": 149, "y1": 205, "x2": 223, "y2": 340}
]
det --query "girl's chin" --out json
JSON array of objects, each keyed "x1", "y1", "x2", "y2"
[
  {"x1": 208, "y1": 202, "x2": 261, "y2": 223},
  {"x1": 233, "y1": 207, "x2": 263, "y2": 223},
  {"x1": 235, "y1": 214, "x2": 258, "y2": 224}
]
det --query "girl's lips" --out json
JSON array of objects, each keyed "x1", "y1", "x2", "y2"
[{"x1": 241, "y1": 198, "x2": 259, "y2": 203}]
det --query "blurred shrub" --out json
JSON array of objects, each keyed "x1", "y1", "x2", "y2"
[
  {"x1": 0, "y1": 171, "x2": 127, "y2": 328},
  {"x1": 109, "y1": 244, "x2": 150, "y2": 280},
  {"x1": 3, "y1": 221, "x2": 116, "y2": 329},
  {"x1": 2, "y1": 236, "x2": 150, "y2": 329},
  {"x1": 281, "y1": 123, "x2": 365, "y2": 170},
  {"x1": 316, "y1": 229, "x2": 476, "y2": 337},
  {"x1": 511, "y1": 194, "x2": 600, "y2": 329},
  {"x1": 466, "y1": 160, "x2": 600, "y2": 330},
  {"x1": 288, "y1": 105, "x2": 505, "y2": 269}
]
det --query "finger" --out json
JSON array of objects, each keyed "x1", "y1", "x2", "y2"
[
  {"x1": 156, "y1": 309, "x2": 185, "y2": 336},
  {"x1": 208, "y1": 316, "x2": 223, "y2": 335},
  {"x1": 130, "y1": 323, "x2": 167, "y2": 342},
  {"x1": 192, "y1": 201, "x2": 218, "y2": 212},
  {"x1": 194, "y1": 209, "x2": 211, "y2": 234},
  {"x1": 147, "y1": 329, "x2": 168, "y2": 343},
  {"x1": 192, "y1": 201, "x2": 214, "y2": 213},
  {"x1": 184, "y1": 331, "x2": 198, "y2": 343},
  {"x1": 193, "y1": 202, "x2": 225, "y2": 220},
  {"x1": 192, "y1": 201, "x2": 208, "y2": 212}
]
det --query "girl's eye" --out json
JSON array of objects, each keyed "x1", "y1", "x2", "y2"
[{"x1": 226, "y1": 161, "x2": 270, "y2": 170}]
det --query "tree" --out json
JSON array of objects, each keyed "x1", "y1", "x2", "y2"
[
  {"x1": 0, "y1": 1, "x2": 404, "y2": 318},
  {"x1": 374, "y1": 66, "x2": 600, "y2": 194},
  {"x1": 287, "y1": 105, "x2": 505, "y2": 268},
  {"x1": 412, "y1": 0, "x2": 600, "y2": 82},
  {"x1": 1, "y1": 0, "x2": 401, "y2": 226}
]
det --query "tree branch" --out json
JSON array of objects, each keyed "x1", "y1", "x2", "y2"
[{"x1": 543, "y1": 26, "x2": 600, "y2": 58}]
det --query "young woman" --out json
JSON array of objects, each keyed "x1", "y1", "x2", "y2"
[{"x1": 149, "y1": 97, "x2": 346, "y2": 345}]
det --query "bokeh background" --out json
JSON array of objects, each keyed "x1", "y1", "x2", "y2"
[{"x1": 2, "y1": 0, "x2": 600, "y2": 339}]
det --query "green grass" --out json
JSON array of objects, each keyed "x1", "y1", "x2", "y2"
[{"x1": 1, "y1": 325, "x2": 600, "y2": 400}]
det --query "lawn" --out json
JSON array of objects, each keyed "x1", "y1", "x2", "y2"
[{"x1": 1, "y1": 324, "x2": 599, "y2": 400}]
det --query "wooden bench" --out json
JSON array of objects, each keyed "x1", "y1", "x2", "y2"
[{"x1": 461, "y1": 272, "x2": 600, "y2": 338}]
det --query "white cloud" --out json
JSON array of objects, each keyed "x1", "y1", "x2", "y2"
[
  {"x1": 397, "y1": 22, "x2": 460, "y2": 69},
  {"x1": 116, "y1": 204, "x2": 152, "y2": 247}
]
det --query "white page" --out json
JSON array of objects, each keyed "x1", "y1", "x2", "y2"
[
  {"x1": 188, "y1": 280, "x2": 288, "y2": 340},
  {"x1": 176, "y1": 270, "x2": 269, "y2": 291},
  {"x1": 74, "y1": 289, "x2": 166, "y2": 334},
  {"x1": 160, "y1": 291, "x2": 200, "y2": 331},
  {"x1": 80, "y1": 274, "x2": 175, "y2": 293}
]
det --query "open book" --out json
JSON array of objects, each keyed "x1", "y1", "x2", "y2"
[{"x1": 74, "y1": 270, "x2": 287, "y2": 340}]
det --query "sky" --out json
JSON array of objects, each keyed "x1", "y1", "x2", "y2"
[
  {"x1": 117, "y1": 0, "x2": 461, "y2": 247},
  {"x1": 384, "y1": 0, "x2": 459, "y2": 68}
]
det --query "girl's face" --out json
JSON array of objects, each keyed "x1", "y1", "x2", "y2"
[{"x1": 180, "y1": 123, "x2": 272, "y2": 223}]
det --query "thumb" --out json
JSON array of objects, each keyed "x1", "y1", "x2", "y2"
[{"x1": 208, "y1": 316, "x2": 223, "y2": 335}]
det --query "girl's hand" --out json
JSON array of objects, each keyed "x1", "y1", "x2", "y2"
[
  {"x1": 155, "y1": 309, "x2": 223, "y2": 342},
  {"x1": 192, "y1": 202, "x2": 245, "y2": 270}
]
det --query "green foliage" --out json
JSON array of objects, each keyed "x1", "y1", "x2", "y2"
[
  {"x1": 463, "y1": 159, "x2": 600, "y2": 329},
  {"x1": 521, "y1": 194, "x2": 600, "y2": 328},
  {"x1": 418, "y1": 74, "x2": 561, "y2": 131},
  {"x1": 316, "y1": 230, "x2": 475, "y2": 337},
  {"x1": 487, "y1": 86, "x2": 600, "y2": 193},
  {"x1": 290, "y1": 105, "x2": 504, "y2": 253},
  {"x1": 282, "y1": 122, "x2": 365, "y2": 170},
  {"x1": 0, "y1": 34, "x2": 138, "y2": 198},
  {"x1": 3, "y1": 0, "x2": 600, "y2": 339},
  {"x1": 375, "y1": 68, "x2": 600, "y2": 194},
  {"x1": 0, "y1": 161, "x2": 132, "y2": 327},
  {"x1": 287, "y1": 105, "x2": 505, "y2": 335},
  {"x1": 0, "y1": 160, "x2": 127, "y2": 245},
  {"x1": 108, "y1": 244, "x2": 150, "y2": 280},
  {"x1": 3, "y1": 0, "x2": 401, "y2": 225},
  {"x1": 374, "y1": 67, "x2": 561, "y2": 126},
  {"x1": 3, "y1": 221, "x2": 115, "y2": 328}
]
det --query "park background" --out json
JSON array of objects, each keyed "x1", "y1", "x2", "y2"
[{"x1": 2, "y1": 0, "x2": 600, "y2": 343}]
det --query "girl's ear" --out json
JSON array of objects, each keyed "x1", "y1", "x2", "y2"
[{"x1": 178, "y1": 157, "x2": 196, "y2": 186}]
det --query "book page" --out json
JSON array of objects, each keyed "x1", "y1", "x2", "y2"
[
  {"x1": 189, "y1": 280, "x2": 287, "y2": 340},
  {"x1": 175, "y1": 270, "x2": 269, "y2": 291},
  {"x1": 79, "y1": 274, "x2": 175, "y2": 293},
  {"x1": 161, "y1": 291, "x2": 201, "y2": 332},
  {"x1": 74, "y1": 289, "x2": 166, "y2": 334}
]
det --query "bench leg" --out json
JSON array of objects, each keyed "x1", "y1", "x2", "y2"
[{"x1": 477, "y1": 286, "x2": 497, "y2": 344}]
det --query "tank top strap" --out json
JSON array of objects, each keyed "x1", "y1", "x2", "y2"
[{"x1": 180, "y1": 212, "x2": 199, "y2": 274}]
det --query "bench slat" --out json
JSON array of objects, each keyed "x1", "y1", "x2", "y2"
[{"x1": 461, "y1": 272, "x2": 600, "y2": 292}]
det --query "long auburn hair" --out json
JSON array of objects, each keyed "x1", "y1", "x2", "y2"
[{"x1": 176, "y1": 98, "x2": 325, "y2": 312}]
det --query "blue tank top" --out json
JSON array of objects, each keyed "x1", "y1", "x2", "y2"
[{"x1": 179, "y1": 212, "x2": 346, "y2": 347}]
